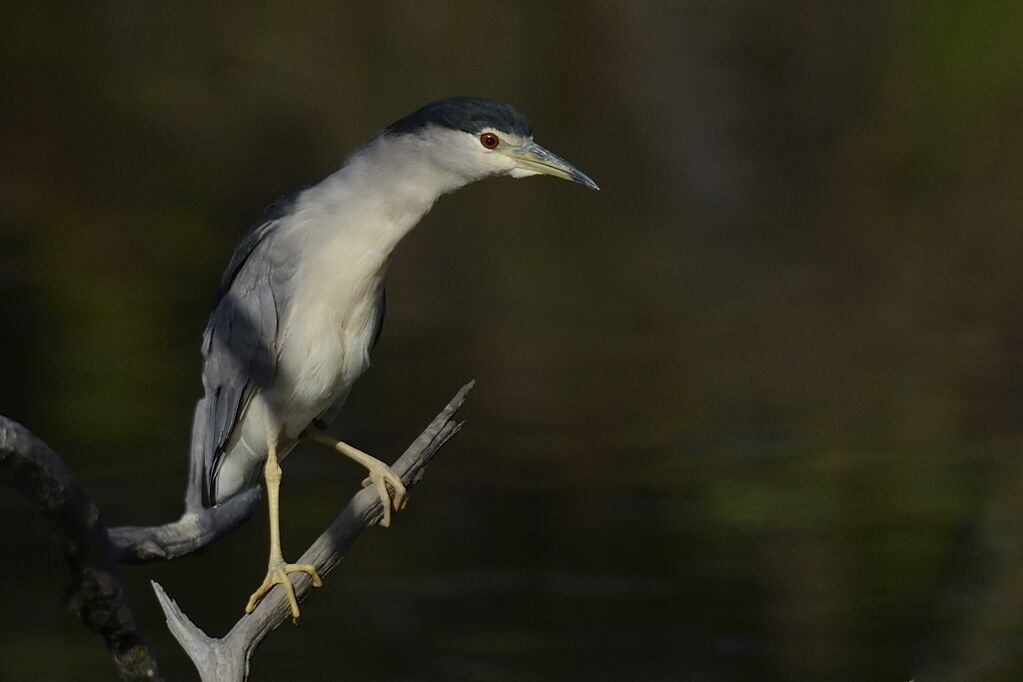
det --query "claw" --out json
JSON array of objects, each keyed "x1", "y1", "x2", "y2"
[
  {"x1": 305, "y1": 429, "x2": 408, "y2": 528},
  {"x1": 361, "y1": 464, "x2": 407, "y2": 527},
  {"x1": 245, "y1": 562, "x2": 322, "y2": 623}
]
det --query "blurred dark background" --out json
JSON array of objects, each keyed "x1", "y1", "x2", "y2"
[{"x1": 2, "y1": 1, "x2": 1022, "y2": 680}]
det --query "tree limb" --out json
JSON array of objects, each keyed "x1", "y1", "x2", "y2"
[
  {"x1": 0, "y1": 416, "x2": 162, "y2": 681},
  {"x1": 153, "y1": 381, "x2": 473, "y2": 682},
  {"x1": 109, "y1": 403, "x2": 262, "y2": 563}
]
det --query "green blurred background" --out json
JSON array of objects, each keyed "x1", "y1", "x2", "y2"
[{"x1": 2, "y1": 1, "x2": 1022, "y2": 680}]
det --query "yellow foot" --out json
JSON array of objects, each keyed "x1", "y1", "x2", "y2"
[
  {"x1": 303, "y1": 428, "x2": 409, "y2": 528},
  {"x1": 244, "y1": 562, "x2": 322, "y2": 622},
  {"x1": 361, "y1": 461, "x2": 407, "y2": 528}
]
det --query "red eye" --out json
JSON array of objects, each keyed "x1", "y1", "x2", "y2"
[{"x1": 480, "y1": 132, "x2": 500, "y2": 149}]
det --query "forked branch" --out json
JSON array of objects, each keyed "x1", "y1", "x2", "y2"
[
  {"x1": 152, "y1": 381, "x2": 473, "y2": 681},
  {"x1": 0, "y1": 382, "x2": 471, "y2": 681}
]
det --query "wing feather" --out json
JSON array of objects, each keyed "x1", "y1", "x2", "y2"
[{"x1": 198, "y1": 194, "x2": 297, "y2": 502}]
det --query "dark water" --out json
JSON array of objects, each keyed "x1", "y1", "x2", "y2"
[{"x1": 2, "y1": 2, "x2": 1022, "y2": 680}]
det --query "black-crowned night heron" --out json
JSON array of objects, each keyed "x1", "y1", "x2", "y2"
[{"x1": 198, "y1": 97, "x2": 598, "y2": 620}]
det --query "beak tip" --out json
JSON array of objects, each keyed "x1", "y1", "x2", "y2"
[
  {"x1": 512, "y1": 141, "x2": 600, "y2": 192},
  {"x1": 573, "y1": 173, "x2": 600, "y2": 191}
]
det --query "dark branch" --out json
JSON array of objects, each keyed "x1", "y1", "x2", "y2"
[
  {"x1": 0, "y1": 416, "x2": 162, "y2": 681},
  {"x1": 153, "y1": 381, "x2": 473, "y2": 682}
]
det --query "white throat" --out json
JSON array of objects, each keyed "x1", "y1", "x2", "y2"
[{"x1": 301, "y1": 132, "x2": 480, "y2": 255}]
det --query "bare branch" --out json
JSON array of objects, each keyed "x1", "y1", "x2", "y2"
[
  {"x1": 153, "y1": 381, "x2": 473, "y2": 682},
  {"x1": 110, "y1": 489, "x2": 261, "y2": 563},
  {"x1": 0, "y1": 416, "x2": 162, "y2": 681},
  {"x1": 153, "y1": 583, "x2": 243, "y2": 681},
  {"x1": 110, "y1": 404, "x2": 262, "y2": 563}
]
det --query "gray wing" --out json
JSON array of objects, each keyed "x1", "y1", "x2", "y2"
[{"x1": 198, "y1": 195, "x2": 297, "y2": 502}]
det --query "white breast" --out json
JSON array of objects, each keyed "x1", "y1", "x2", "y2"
[
  {"x1": 212, "y1": 250, "x2": 383, "y2": 496},
  {"x1": 270, "y1": 222, "x2": 387, "y2": 439}
]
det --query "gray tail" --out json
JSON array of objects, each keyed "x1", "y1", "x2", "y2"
[{"x1": 185, "y1": 396, "x2": 215, "y2": 509}]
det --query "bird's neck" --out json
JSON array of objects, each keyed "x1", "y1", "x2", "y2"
[{"x1": 303, "y1": 134, "x2": 473, "y2": 258}]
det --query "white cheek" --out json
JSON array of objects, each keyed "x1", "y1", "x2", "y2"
[{"x1": 487, "y1": 150, "x2": 525, "y2": 176}]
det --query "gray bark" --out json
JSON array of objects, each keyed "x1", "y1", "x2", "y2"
[
  {"x1": 0, "y1": 416, "x2": 162, "y2": 681},
  {"x1": 153, "y1": 381, "x2": 472, "y2": 681},
  {"x1": 1, "y1": 382, "x2": 471, "y2": 681},
  {"x1": 109, "y1": 403, "x2": 262, "y2": 563}
]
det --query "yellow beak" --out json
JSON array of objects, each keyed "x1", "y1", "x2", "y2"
[{"x1": 500, "y1": 141, "x2": 600, "y2": 190}]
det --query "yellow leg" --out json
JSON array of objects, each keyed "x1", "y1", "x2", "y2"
[
  {"x1": 305, "y1": 426, "x2": 407, "y2": 527},
  {"x1": 244, "y1": 439, "x2": 322, "y2": 622}
]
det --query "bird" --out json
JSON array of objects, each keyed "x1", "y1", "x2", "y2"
[{"x1": 196, "y1": 96, "x2": 598, "y2": 621}]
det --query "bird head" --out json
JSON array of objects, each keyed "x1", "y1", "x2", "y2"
[{"x1": 381, "y1": 97, "x2": 599, "y2": 191}]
